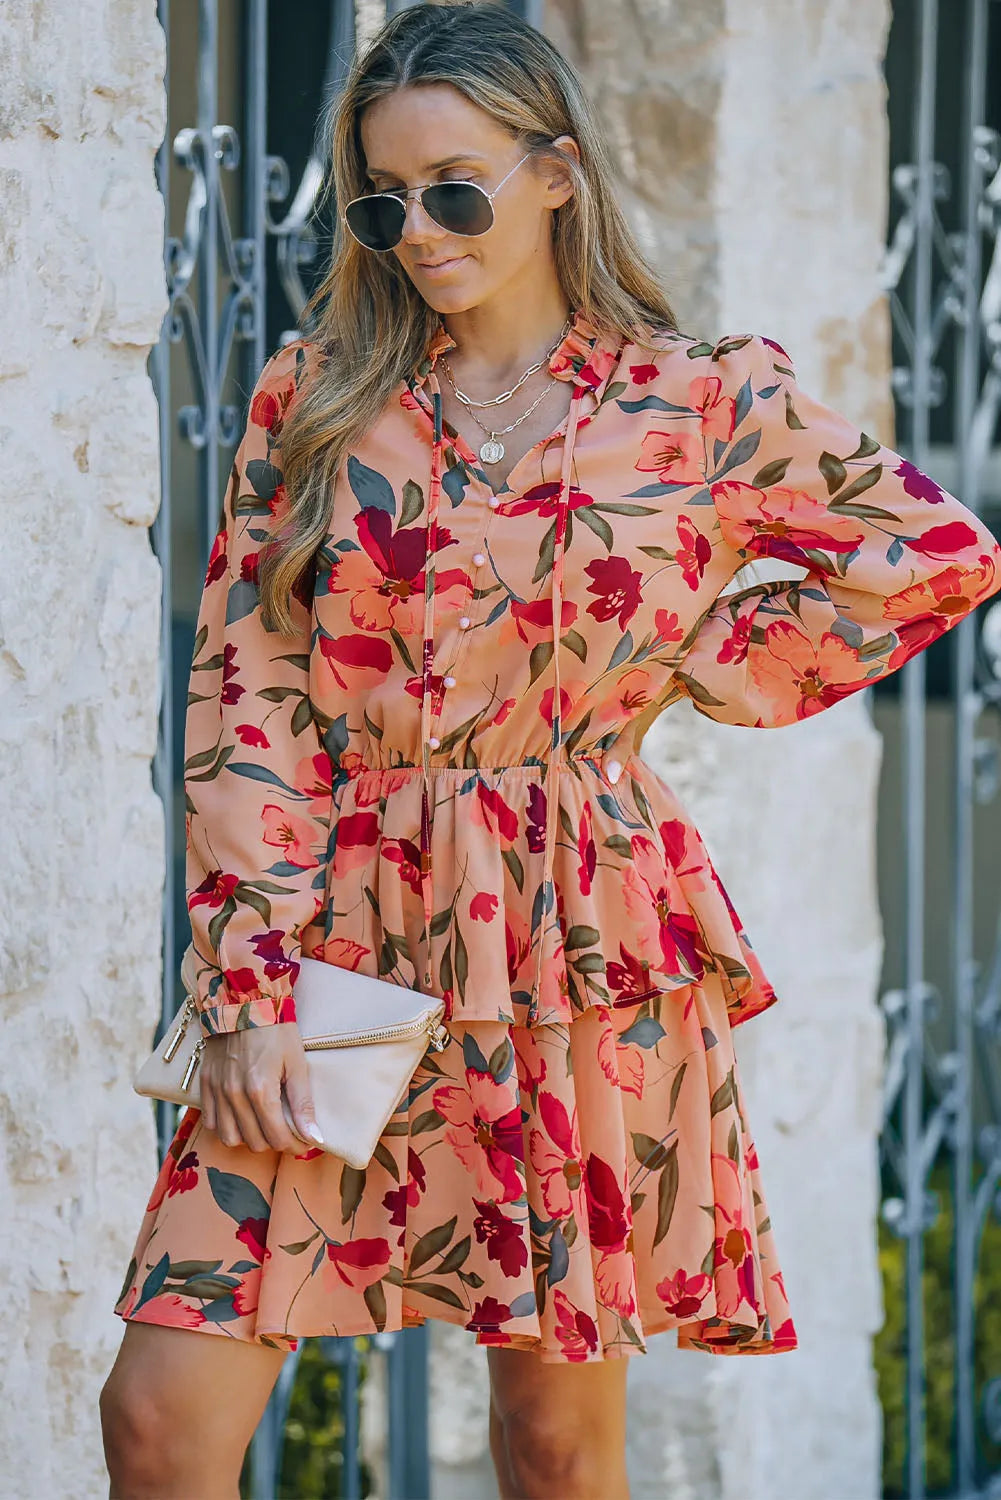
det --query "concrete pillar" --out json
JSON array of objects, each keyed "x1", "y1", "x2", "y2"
[{"x1": 0, "y1": 3, "x2": 167, "y2": 1492}]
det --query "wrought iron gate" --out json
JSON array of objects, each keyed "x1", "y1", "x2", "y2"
[{"x1": 877, "y1": 0, "x2": 1001, "y2": 1496}]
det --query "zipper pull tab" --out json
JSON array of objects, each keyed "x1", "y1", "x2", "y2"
[
  {"x1": 163, "y1": 996, "x2": 195, "y2": 1063},
  {"x1": 180, "y1": 1037, "x2": 205, "y2": 1092},
  {"x1": 427, "y1": 1019, "x2": 448, "y2": 1052}
]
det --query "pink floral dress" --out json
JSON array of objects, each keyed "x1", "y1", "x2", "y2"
[{"x1": 114, "y1": 311, "x2": 1001, "y2": 1361}]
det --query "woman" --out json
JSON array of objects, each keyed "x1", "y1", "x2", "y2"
[{"x1": 100, "y1": 4, "x2": 1001, "y2": 1497}]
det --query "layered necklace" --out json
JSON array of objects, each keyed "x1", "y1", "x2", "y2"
[{"x1": 440, "y1": 314, "x2": 573, "y2": 465}]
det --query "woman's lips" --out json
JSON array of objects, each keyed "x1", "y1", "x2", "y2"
[{"x1": 415, "y1": 255, "x2": 470, "y2": 276}]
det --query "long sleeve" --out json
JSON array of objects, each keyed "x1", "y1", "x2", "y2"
[
  {"x1": 183, "y1": 342, "x2": 332, "y2": 1035},
  {"x1": 667, "y1": 332, "x2": 1001, "y2": 727}
]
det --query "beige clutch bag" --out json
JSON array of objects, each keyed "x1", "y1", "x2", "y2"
[{"x1": 133, "y1": 946, "x2": 448, "y2": 1169}]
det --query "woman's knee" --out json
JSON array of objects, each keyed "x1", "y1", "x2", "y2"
[
  {"x1": 495, "y1": 1403, "x2": 600, "y2": 1497},
  {"x1": 99, "y1": 1368, "x2": 180, "y2": 1495}
]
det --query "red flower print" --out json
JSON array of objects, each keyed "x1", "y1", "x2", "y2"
[
  {"x1": 529, "y1": 1092, "x2": 583, "y2": 1218},
  {"x1": 687, "y1": 375, "x2": 735, "y2": 442},
  {"x1": 232, "y1": 1282, "x2": 259, "y2": 1317},
  {"x1": 469, "y1": 781, "x2": 519, "y2": 846},
  {"x1": 629, "y1": 362, "x2": 660, "y2": 385},
  {"x1": 433, "y1": 1071, "x2": 525, "y2": 1204},
  {"x1": 882, "y1": 556, "x2": 997, "y2": 624},
  {"x1": 250, "y1": 384, "x2": 292, "y2": 434},
  {"x1": 468, "y1": 1296, "x2": 512, "y2": 1331},
  {"x1": 597, "y1": 1024, "x2": 645, "y2": 1098},
  {"x1": 252, "y1": 930, "x2": 301, "y2": 986},
  {"x1": 622, "y1": 836, "x2": 705, "y2": 981},
  {"x1": 501, "y1": 596, "x2": 578, "y2": 649},
  {"x1": 505, "y1": 910, "x2": 532, "y2": 988},
  {"x1": 583, "y1": 1153, "x2": 630, "y2": 1253},
  {"x1": 552, "y1": 1289, "x2": 599, "y2": 1361},
  {"x1": 885, "y1": 614, "x2": 950, "y2": 673},
  {"x1": 584, "y1": 556, "x2": 643, "y2": 630},
  {"x1": 295, "y1": 751, "x2": 334, "y2": 818},
  {"x1": 166, "y1": 1150, "x2": 199, "y2": 1197},
  {"x1": 324, "y1": 1237, "x2": 391, "y2": 1292},
  {"x1": 473, "y1": 1199, "x2": 529, "y2": 1277},
  {"x1": 220, "y1": 642, "x2": 245, "y2": 707},
  {"x1": 235, "y1": 723, "x2": 269, "y2": 748},
  {"x1": 576, "y1": 802, "x2": 596, "y2": 897},
  {"x1": 304, "y1": 936, "x2": 370, "y2": 969},
  {"x1": 470, "y1": 891, "x2": 499, "y2": 922},
  {"x1": 539, "y1": 679, "x2": 586, "y2": 731},
  {"x1": 328, "y1": 512, "x2": 426, "y2": 635},
  {"x1": 261, "y1": 804, "x2": 322, "y2": 868},
  {"x1": 710, "y1": 1153, "x2": 756, "y2": 1319},
  {"x1": 206, "y1": 527, "x2": 227, "y2": 584},
  {"x1": 236, "y1": 1215, "x2": 269, "y2": 1263},
  {"x1": 655, "y1": 1267, "x2": 712, "y2": 1319},
  {"x1": 653, "y1": 608, "x2": 685, "y2": 646},
  {"x1": 330, "y1": 810, "x2": 381, "y2": 880},
  {"x1": 189, "y1": 869, "x2": 239, "y2": 911},
  {"x1": 605, "y1": 942, "x2": 659, "y2": 1006},
  {"x1": 383, "y1": 1151, "x2": 427, "y2": 1229},
  {"x1": 747, "y1": 621, "x2": 873, "y2": 720},
  {"x1": 711, "y1": 481, "x2": 864, "y2": 569},
  {"x1": 132, "y1": 1294, "x2": 207, "y2": 1330},
  {"x1": 512, "y1": 1024, "x2": 548, "y2": 1095},
  {"x1": 634, "y1": 429, "x2": 703, "y2": 485},
  {"x1": 904, "y1": 521, "x2": 982, "y2": 561},
  {"x1": 716, "y1": 611, "x2": 753, "y2": 666},
  {"x1": 674, "y1": 515, "x2": 713, "y2": 590},
  {"x1": 381, "y1": 837, "x2": 423, "y2": 897},
  {"x1": 496, "y1": 482, "x2": 595, "y2": 519},
  {"x1": 593, "y1": 667, "x2": 655, "y2": 727},
  {"x1": 526, "y1": 782, "x2": 546, "y2": 855},
  {"x1": 317, "y1": 633, "x2": 393, "y2": 692},
  {"x1": 895, "y1": 457, "x2": 945, "y2": 503},
  {"x1": 594, "y1": 1249, "x2": 637, "y2": 1317}
]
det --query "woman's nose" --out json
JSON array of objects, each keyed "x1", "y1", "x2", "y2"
[{"x1": 400, "y1": 193, "x2": 445, "y2": 243}]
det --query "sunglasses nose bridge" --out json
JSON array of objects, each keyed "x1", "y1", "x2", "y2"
[{"x1": 398, "y1": 187, "x2": 447, "y2": 241}]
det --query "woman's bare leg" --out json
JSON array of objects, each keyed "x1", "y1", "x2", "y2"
[
  {"x1": 99, "y1": 1321, "x2": 288, "y2": 1500},
  {"x1": 486, "y1": 1346, "x2": 630, "y2": 1500}
]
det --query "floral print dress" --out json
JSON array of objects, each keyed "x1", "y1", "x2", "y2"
[{"x1": 114, "y1": 311, "x2": 1001, "y2": 1361}]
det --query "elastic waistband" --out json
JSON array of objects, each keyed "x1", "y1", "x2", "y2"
[{"x1": 337, "y1": 753, "x2": 630, "y2": 779}]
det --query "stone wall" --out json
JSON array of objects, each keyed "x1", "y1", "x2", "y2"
[
  {"x1": 428, "y1": 2, "x2": 892, "y2": 1497},
  {"x1": 0, "y1": 3, "x2": 166, "y2": 1494}
]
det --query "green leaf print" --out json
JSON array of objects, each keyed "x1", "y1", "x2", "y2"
[
  {"x1": 409, "y1": 1216, "x2": 459, "y2": 1274},
  {"x1": 340, "y1": 1165, "x2": 366, "y2": 1224},
  {"x1": 364, "y1": 1280, "x2": 388, "y2": 1331},
  {"x1": 133, "y1": 1252, "x2": 170, "y2": 1312},
  {"x1": 347, "y1": 454, "x2": 397, "y2": 513},
  {"x1": 399, "y1": 479, "x2": 424, "y2": 527},
  {"x1": 225, "y1": 579, "x2": 260, "y2": 625},
  {"x1": 207, "y1": 1166, "x2": 271, "y2": 1225},
  {"x1": 653, "y1": 1142, "x2": 680, "y2": 1248}
]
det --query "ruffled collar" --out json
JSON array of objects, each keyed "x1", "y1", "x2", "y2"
[{"x1": 412, "y1": 307, "x2": 622, "y2": 397}]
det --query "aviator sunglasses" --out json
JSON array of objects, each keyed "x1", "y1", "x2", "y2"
[{"x1": 342, "y1": 151, "x2": 534, "y2": 252}]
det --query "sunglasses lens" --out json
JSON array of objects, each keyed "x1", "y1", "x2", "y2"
[
  {"x1": 344, "y1": 194, "x2": 406, "y2": 251},
  {"x1": 421, "y1": 182, "x2": 494, "y2": 237}
]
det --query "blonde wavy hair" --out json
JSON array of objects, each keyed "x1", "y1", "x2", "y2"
[{"x1": 262, "y1": 0, "x2": 681, "y2": 634}]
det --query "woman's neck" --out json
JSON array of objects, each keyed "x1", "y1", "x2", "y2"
[{"x1": 440, "y1": 281, "x2": 574, "y2": 392}]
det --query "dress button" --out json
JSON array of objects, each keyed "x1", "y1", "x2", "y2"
[
  {"x1": 487, "y1": 495, "x2": 500, "y2": 508},
  {"x1": 472, "y1": 552, "x2": 485, "y2": 567},
  {"x1": 428, "y1": 736, "x2": 441, "y2": 750},
  {"x1": 443, "y1": 675, "x2": 456, "y2": 689},
  {"x1": 459, "y1": 616, "x2": 471, "y2": 630}
]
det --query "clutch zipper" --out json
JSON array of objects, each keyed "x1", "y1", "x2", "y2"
[
  {"x1": 163, "y1": 994, "x2": 448, "y2": 1093},
  {"x1": 301, "y1": 1012, "x2": 449, "y2": 1053}
]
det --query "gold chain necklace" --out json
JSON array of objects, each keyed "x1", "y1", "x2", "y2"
[
  {"x1": 461, "y1": 378, "x2": 560, "y2": 465},
  {"x1": 440, "y1": 315, "x2": 571, "y2": 411}
]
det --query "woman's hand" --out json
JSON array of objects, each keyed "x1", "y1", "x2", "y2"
[{"x1": 197, "y1": 1023, "x2": 324, "y2": 1154}]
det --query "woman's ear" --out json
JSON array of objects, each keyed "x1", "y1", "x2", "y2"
[{"x1": 542, "y1": 134, "x2": 580, "y2": 209}]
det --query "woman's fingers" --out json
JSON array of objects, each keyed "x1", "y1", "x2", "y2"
[
  {"x1": 197, "y1": 1026, "x2": 313, "y2": 1153},
  {"x1": 282, "y1": 1048, "x2": 323, "y2": 1147}
]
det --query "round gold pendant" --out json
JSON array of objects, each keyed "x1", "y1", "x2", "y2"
[{"x1": 479, "y1": 437, "x2": 505, "y2": 465}]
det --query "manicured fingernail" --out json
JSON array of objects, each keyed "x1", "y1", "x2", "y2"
[
  {"x1": 607, "y1": 759, "x2": 622, "y2": 784},
  {"x1": 304, "y1": 1122, "x2": 324, "y2": 1143}
]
